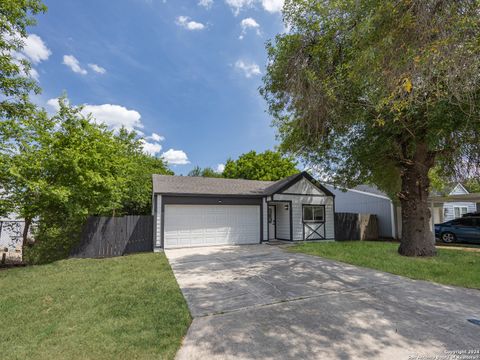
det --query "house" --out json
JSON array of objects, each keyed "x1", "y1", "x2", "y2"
[
  {"x1": 151, "y1": 172, "x2": 335, "y2": 250},
  {"x1": 442, "y1": 183, "x2": 478, "y2": 222},
  {"x1": 325, "y1": 185, "x2": 396, "y2": 239},
  {"x1": 0, "y1": 214, "x2": 25, "y2": 252}
]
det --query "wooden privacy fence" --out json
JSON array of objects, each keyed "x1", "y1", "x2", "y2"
[
  {"x1": 335, "y1": 212, "x2": 379, "y2": 241},
  {"x1": 71, "y1": 215, "x2": 153, "y2": 258}
]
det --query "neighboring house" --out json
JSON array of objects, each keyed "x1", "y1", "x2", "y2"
[
  {"x1": 442, "y1": 183, "x2": 477, "y2": 222},
  {"x1": 325, "y1": 185, "x2": 396, "y2": 239},
  {"x1": 152, "y1": 172, "x2": 335, "y2": 250},
  {"x1": 0, "y1": 214, "x2": 25, "y2": 251}
]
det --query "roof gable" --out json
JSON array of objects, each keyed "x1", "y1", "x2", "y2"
[{"x1": 450, "y1": 183, "x2": 469, "y2": 195}]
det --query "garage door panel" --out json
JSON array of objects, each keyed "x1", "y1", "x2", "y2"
[{"x1": 164, "y1": 205, "x2": 260, "y2": 248}]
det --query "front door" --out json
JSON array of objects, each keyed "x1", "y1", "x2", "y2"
[{"x1": 268, "y1": 205, "x2": 276, "y2": 240}]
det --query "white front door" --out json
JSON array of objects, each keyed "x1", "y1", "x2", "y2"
[
  {"x1": 268, "y1": 205, "x2": 276, "y2": 240},
  {"x1": 164, "y1": 205, "x2": 260, "y2": 248}
]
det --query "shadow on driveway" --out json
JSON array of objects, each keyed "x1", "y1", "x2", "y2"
[{"x1": 166, "y1": 245, "x2": 480, "y2": 360}]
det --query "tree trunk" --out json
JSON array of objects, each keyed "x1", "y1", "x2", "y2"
[
  {"x1": 22, "y1": 217, "x2": 32, "y2": 262},
  {"x1": 398, "y1": 143, "x2": 436, "y2": 257}
]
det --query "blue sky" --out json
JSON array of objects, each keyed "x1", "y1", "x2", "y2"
[{"x1": 24, "y1": 0, "x2": 286, "y2": 174}]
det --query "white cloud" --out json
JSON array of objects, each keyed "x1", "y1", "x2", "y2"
[
  {"x1": 216, "y1": 163, "x2": 225, "y2": 173},
  {"x1": 46, "y1": 98, "x2": 61, "y2": 111},
  {"x1": 28, "y1": 68, "x2": 40, "y2": 81},
  {"x1": 22, "y1": 34, "x2": 51, "y2": 64},
  {"x1": 235, "y1": 60, "x2": 261, "y2": 78},
  {"x1": 88, "y1": 63, "x2": 106, "y2": 74},
  {"x1": 261, "y1": 0, "x2": 284, "y2": 13},
  {"x1": 63, "y1": 55, "x2": 87, "y2": 75},
  {"x1": 239, "y1": 17, "x2": 260, "y2": 39},
  {"x1": 48, "y1": 99, "x2": 143, "y2": 132},
  {"x1": 161, "y1": 149, "x2": 190, "y2": 165},
  {"x1": 148, "y1": 132, "x2": 165, "y2": 142},
  {"x1": 225, "y1": 0, "x2": 254, "y2": 15},
  {"x1": 82, "y1": 104, "x2": 143, "y2": 131},
  {"x1": 140, "y1": 139, "x2": 163, "y2": 155},
  {"x1": 198, "y1": 0, "x2": 213, "y2": 9},
  {"x1": 176, "y1": 16, "x2": 205, "y2": 31}
]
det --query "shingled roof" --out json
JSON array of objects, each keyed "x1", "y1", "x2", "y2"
[{"x1": 152, "y1": 172, "x2": 335, "y2": 197}]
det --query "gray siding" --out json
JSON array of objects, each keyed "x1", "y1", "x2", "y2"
[
  {"x1": 154, "y1": 195, "x2": 162, "y2": 251},
  {"x1": 275, "y1": 203, "x2": 290, "y2": 240},
  {"x1": 272, "y1": 193, "x2": 335, "y2": 240},
  {"x1": 262, "y1": 197, "x2": 268, "y2": 241},
  {"x1": 327, "y1": 186, "x2": 394, "y2": 238}
]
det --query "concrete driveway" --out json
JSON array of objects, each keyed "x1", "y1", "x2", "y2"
[{"x1": 166, "y1": 245, "x2": 480, "y2": 360}]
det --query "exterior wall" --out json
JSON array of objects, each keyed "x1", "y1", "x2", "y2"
[
  {"x1": 272, "y1": 193, "x2": 335, "y2": 240},
  {"x1": 327, "y1": 186, "x2": 395, "y2": 238},
  {"x1": 443, "y1": 201, "x2": 477, "y2": 221},
  {"x1": 274, "y1": 203, "x2": 290, "y2": 240},
  {"x1": 282, "y1": 177, "x2": 324, "y2": 195},
  {"x1": 443, "y1": 184, "x2": 476, "y2": 221},
  {"x1": 154, "y1": 195, "x2": 162, "y2": 251},
  {"x1": 262, "y1": 197, "x2": 268, "y2": 241},
  {"x1": 0, "y1": 215, "x2": 25, "y2": 251}
]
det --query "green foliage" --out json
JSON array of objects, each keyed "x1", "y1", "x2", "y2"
[
  {"x1": 188, "y1": 166, "x2": 222, "y2": 178},
  {"x1": 261, "y1": 0, "x2": 480, "y2": 195},
  {"x1": 290, "y1": 241, "x2": 480, "y2": 289},
  {"x1": 0, "y1": 0, "x2": 46, "y2": 216},
  {"x1": 3, "y1": 98, "x2": 171, "y2": 264},
  {"x1": 0, "y1": 253, "x2": 191, "y2": 359},
  {"x1": 223, "y1": 150, "x2": 298, "y2": 181}
]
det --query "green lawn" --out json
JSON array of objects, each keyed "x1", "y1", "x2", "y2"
[
  {"x1": 289, "y1": 241, "x2": 480, "y2": 289},
  {"x1": 0, "y1": 253, "x2": 191, "y2": 360}
]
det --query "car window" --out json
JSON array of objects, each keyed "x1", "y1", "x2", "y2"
[{"x1": 459, "y1": 218, "x2": 475, "y2": 226}]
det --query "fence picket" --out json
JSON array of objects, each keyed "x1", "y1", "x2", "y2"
[{"x1": 71, "y1": 216, "x2": 153, "y2": 258}]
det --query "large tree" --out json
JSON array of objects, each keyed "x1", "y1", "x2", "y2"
[
  {"x1": 3, "y1": 99, "x2": 171, "y2": 263},
  {"x1": 223, "y1": 150, "x2": 298, "y2": 181},
  {"x1": 261, "y1": 0, "x2": 480, "y2": 256},
  {"x1": 0, "y1": 0, "x2": 46, "y2": 216},
  {"x1": 188, "y1": 166, "x2": 222, "y2": 178}
]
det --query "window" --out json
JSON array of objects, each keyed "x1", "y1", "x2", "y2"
[
  {"x1": 303, "y1": 205, "x2": 324, "y2": 222},
  {"x1": 454, "y1": 206, "x2": 468, "y2": 219}
]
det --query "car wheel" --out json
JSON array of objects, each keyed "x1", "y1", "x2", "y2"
[{"x1": 441, "y1": 232, "x2": 456, "y2": 243}]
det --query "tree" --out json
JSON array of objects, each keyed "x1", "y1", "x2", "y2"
[
  {"x1": 188, "y1": 166, "x2": 222, "y2": 178},
  {"x1": 2, "y1": 98, "x2": 171, "y2": 263},
  {"x1": 223, "y1": 150, "x2": 298, "y2": 181},
  {"x1": 0, "y1": 0, "x2": 46, "y2": 216},
  {"x1": 261, "y1": 0, "x2": 480, "y2": 256}
]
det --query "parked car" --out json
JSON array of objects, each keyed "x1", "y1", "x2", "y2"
[
  {"x1": 463, "y1": 211, "x2": 480, "y2": 218},
  {"x1": 435, "y1": 217, "x2": 480, "y2": 244}
]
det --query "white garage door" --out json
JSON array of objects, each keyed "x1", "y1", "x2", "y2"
[{"x1": 164, "y1": 205, "x2": 260, "y2": 248}]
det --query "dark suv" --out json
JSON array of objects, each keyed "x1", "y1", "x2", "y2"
[{"x1": 435, "y1": 217, "x2": 480, "y2": 244}]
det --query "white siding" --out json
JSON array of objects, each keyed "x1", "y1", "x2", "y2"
[
  {"x1": 443, "y1": 202, "x2": 477, "y2": 222},
  {"x1": 275, "y1": 203, "x2": 290, "y2": 240},
  {"x1": 262, "y1": 197, "x2": 268, "y2": 241},
  {"x1": 154, "y1": 195, "x2": 162, "y2": 250},
  {"x1": 282, "y1": 177, "x2": 325, "y2": 195},
  {"x1": 442, "y1": 184, "x2": 476, "y2": 222},
  {"x1": 273, "y1": 193, "x2": 335, "y2": 240}
]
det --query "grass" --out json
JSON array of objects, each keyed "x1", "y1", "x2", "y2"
[
  {"x1": 289, "y1": 241, "x2": 480, "y2": 289},
  {"x1": 0, "y1": 253, "x2": 191, "y2": 360}
]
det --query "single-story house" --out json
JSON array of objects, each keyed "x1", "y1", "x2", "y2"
[
  {"x1": 441, "y1": 183, "x2": 478, "y2": 221},
  {"x1": 152, "y1": 172, "x2": 335, "y2": 250},
  {"x1": 325, "y1": 185, "x2": 396, "y2": 239}
]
